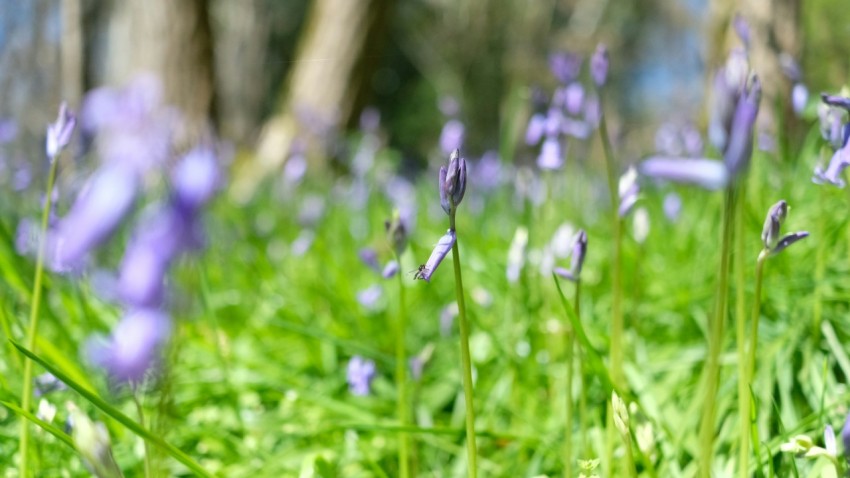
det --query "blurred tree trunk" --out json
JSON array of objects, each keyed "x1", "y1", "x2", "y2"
[
  {"x1": 708, "y1": 0, "x2": 801, "y2": 101},
  {"x1": 108, "y1": 0, "x2": 216, "y2": 146},
  {"x1": 236, "y1": 0, "x2": 393, "y2": 197}
]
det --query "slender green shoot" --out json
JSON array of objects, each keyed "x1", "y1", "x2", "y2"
[
  {"x1": 19, "y1": 154, "x2": 60, "y2": 476},
  {"x1": 132, "y1": 392, "x2": 153, "y2": 478},
  {"x1": 698, "y1": 185, "x2": 738, "y2": 478},
  {"x1": 563, "y1": 280, "x2": 579, "y2": 478},
  {"x1": 393, "y1": 251, "x2": 410, "y2": 478}
]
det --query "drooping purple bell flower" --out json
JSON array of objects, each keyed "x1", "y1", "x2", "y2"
[
  {"x1": 346, "y1": 356, "x2": 377, "y2": 396},
  {"x1": 549, "y1": 51, "x2": 582, "y2": 84},
  {"x1": 590, "y1": 43, "x2": 609, "y2": 87},
  {"x1": 723, "y1": 76, "x2": 761, "y2": 178},
  {"x1": 841, "y1": 412, "x2": 850, "y2": 460},
  {"x1": 792, "y1": 83, "x2": 809, "y2": 116},
  {"x1": 638, "y1": 157, "x2": 729, "y2": 191},
  {"x1": 525, "y1": 113, "x2": 546, "y2": 146},
  {"x1": 171, "y1": 145, "x2": 220, "y2": 213},
  {"x1": 46, "y1": 101, "x2": 76, "y2": 159},
  {"x1": 417, "y1": 229, "x2": 456, "y2": 283},
  {"x1": 117, "y1": 240, "x2": 169, "y2": 308},
  {"x1": 760, "y1": 199, "x2": 808, "y2": 256},
  {"x1": 439, "y1": 119, "x2": 465, "y2": 156},
  {"x1": 88, "y1": 308, "x2": 171, "y2": 384},
  {"x1": 50, "y1": 165, "x2": 139, "y2": 270},
  {"x1": 554, "y1": 229, "x2": 588, "y2": 282},
  {"x1": 537, "y1": 136, "x2": 564, "y2": 170},
  {"x1": 814, "y1": 143, "x2": 850, "y2": 187}
]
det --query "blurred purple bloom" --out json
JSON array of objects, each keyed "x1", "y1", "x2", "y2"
[
  {"x1": 347, "y1": 356, "x2": 376, "y2": 396},
  {"x1": 565, "y1": 83, "x2": 585, "y2": 116},
  {"x1": 0, "y1": 118, "x2": 18, "y2": 144},
  {"x1": 13, "y1": 166, "x2": 32, "y2": 191},
  {"x1": 283, "y1": 153, "x2": 307, "y2": 185},
  {"x1": 358, "y1": 247, "x2": 381, "y2": 273},
  {"x1": 537, "y1": 136, "x2": 564, "y2": 170},
  {"x1": 117, "y1": 241, "x2": 168, "y2": 308},
  {"x1": 81, "y1": 75, "x2": 175, "y2": 174},
  {"x1": 733, "y1": 14, "x2": 751, "y2": 48},
  {"x1": 525, "y1": 113, "x2": 546, "y2": 145},
  {"x1": 814, "y1": 143, "x2": 850, "y2": 187},
  {"x1": 359, "y1": 107, "x2": 381, "y2": 133},
  {"x1": 356, "y1": 285, "x2": 383, "y2": 309},
  {"x1": 779, "y1": 53, "x2": 802, "y2": 82},
  {"x1": 418, "y1": 229, "x2": 456, "y2": 282},
  {"x1": 15, "y1": 218, "x2": 36, "y2": 256},
  {"x1": 590, "y1": 43, "x2": 609, "y2": 87},
  {"x1": 46, "y1": 102, "x2": 76, "y2": 158},
  {"x1": 291, "y1": 230, "x2": 315, "y2": 257},
  {"x1": 618, "y1": 167, "x2": 640, "y2": 217},
  {"x1": 549, "y1": 52, "x2": 582, "y2": 84},
  {"x1": 544, "y1": 107, "x2": 563, "y2": 136},
  {"x1": 171, "y1": 146, "x2": 220, "y2": 213},
  {"x1": 51, "y1": 165, "x2": 139, "y2": 270},
  {"x1": 708, "y1": 48, "x2": 750, "y2": 152},
  {"x1": 554, "y1": 229, "x2": 587, "y2": 282},
  {"x1": 382, "y1": 260, "x2": 399, "y2": 279},
  {"x1": 440, "y1": 302, "x2": 458, "y2": 336},
  {"x1": 88, "y1": 308, "x2": 171, "y2": 384},
  {"x1": 409, "y1": 356, "x2": 424, "y2": 381},
  {"x1": 723, "y1": 77, "x2": 761, "y2": 177},
  {"x1": 792, "y1": 83, "x2": 808, "y2": 116},
  {"x1": 470, "y1": 151, "x2": 503, "y2": 191},
  {"x1": 439, "y1": 119, "x2": 465, "y2": 155},
  {"x1": 34, "y1": 372, "x2": 67, "y2": 397},
  {"x1": 639, "y1": 157, "x2": 729, "y2": 191},
  {"x1": 818, "y1": 102, "x2": 848, "y2": 151},
  {"x1": 842, "y1": 412, "x2": 850, "y2": 459},
  {"x1": 822, "y1": 93, "x2": 850, "y2": 112},
  {"x1": 584, "y1": 94, "x2": 601, "y2": 127},
  {"x1": 663, "y1": 192, "x2": 682, "y2": 222}
]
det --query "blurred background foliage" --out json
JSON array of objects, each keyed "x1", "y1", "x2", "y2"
[{"x1": 1, "y1": 0, "x2": 846, "y2": 181}]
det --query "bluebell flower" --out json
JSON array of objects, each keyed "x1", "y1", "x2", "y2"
[
  {"x1": 347, "y1": 356, "x2": 377, "y2": 396},
  {"x1": 554, "y1": 229, "x2": 587, "y2": 282},
  {"x1": 417, "y1": 230, "x2": 456, "y2": 282},
  {"x1": 549, "y1": 51, "x2": 582, "y2": 84},
  {"x1": 46, "y1": 102, "x2": 76, "y2": 159},
  {"x1": 590, "y1": 43, "x2": 609, "y2": 87},
  {"x1": 88, "y1": 308, "x2": 171, "y2": 384},
  {"x1": 439, "y1": 119, "x2": 465, "y2": 156},
  {"x1": 638, "y1": 157, "x2": 729, "y2": 191},
  {"x1": 663, "y1": 192, "x2": 682, "y2": 222},
  {"x1": 760, "y1": 200, "x2": 808, "y2": 256}
]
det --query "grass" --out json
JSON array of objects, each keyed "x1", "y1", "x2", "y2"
[{"x1": 0, "y1": 119, "x2": 848, "y2": 476}]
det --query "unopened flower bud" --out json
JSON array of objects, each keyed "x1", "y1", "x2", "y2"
[{"x1": 46, "y1": 102, "x2": 76, "y2": 159}]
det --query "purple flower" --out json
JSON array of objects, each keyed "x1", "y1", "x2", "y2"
[
  {"x1": 818, "y1": 102, "x2": 848, "y2": 151},
  {"x1": 792, "y1": 83, "x2": 808, "y2": 115},
  {"x1": 814, "y1": 144, "x2": 850, "y2": 187},
  {"x1": 549, "y1": 52, "x2": 582, "y2": 84},
  {"x1": 409, "y1": 356, "x2": 424, "y2": 381},
  {"x1": 760, "y1": 199, "x2": 808, "y2": 255},
  {"x1": 356, "y1": 285, "x2": 383, "y2": 309},
  {"x1": 46, "y1": 102, "x2": 76, "y2": 159},
  {"x1": 88, "y1": 308, "x2": 171, "y2": 384},
  {"x1": 733, "y1": 14, "x2": 751, "y2": 49},
  {"x1": 117, "y1": 240, "x2": 168, "y2": 308},
  {"x1": 565, "y1": 82, "x2": 585, "y2": 116},
  {"x1": 638, "y1": 157, "x2": 729, "y2": 191},
  {"x1": 171, "y1": 146, "x2": 220, "y2": 213},
  {"x1": 439, "y1": 150, "x2": 467, "y2": 215},
  {"x1": 822, "y1": 93, "x2": 850, "y2": 112},
  {"x1": 618, "y1": 166, "x2": 640, "y2": 217},
  {"x1": 359, "y1": 247, "x2": 381, "y2": 273},
  {"x1": 0, "y1": 118, "x2": 18, "y2": 144},
  {"x1": 346, "y1": 356, "x2": 377, "y2": 396},
  {"x1": 34, "y1": 372, "x2": 67, "y2": 397},
  {"x1": 537, "y1": 136, "x2": 564, "y2": 170},
  {"x1": 50, "y1": 165, "x2": 139, "y2": 270},
  {"x1": 525, "y1": 113, "x2": 546, "y2": 145},
  {"x1": 81, "y1": 75, "x2": 175, "y2": 174},
  {"x1": 663, "y1": 192, "x2": 682, "y2": 222},
  {"x1": 470, "y1": 151, "x2": 503, "y2": 191},
  {"x1": 590, "y1": 43, "x2": 609, "y2": 87},
  {"x1": 417, "y1": 229, "x2": 456, "y2": 282},
  {"x1": 723, "y1": 76, "x2": 761, "y2": 177},
  {"x1": 382, "y1": 260, "x2": 399, "y2": 279},
  {"x1": 554, "y1": 229, "x2": 587, "y2": 282},
  {"x1": 708, "y1": 48, "x2": 750, "y2": 152},
  {"x1": 439, "y1": 119, "x2": 465, "y2": 155},
  {"x1": 841, "y1": 412, "x2": 850, "y2": 459}
]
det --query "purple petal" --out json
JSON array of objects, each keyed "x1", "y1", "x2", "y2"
[
  {"x1": 638, "y1": 157, "x2": 729, "y2": 190},
  {"x1": 525, "y1": 114, "x2": 546, "y2": 146},
  {"x1": 418, "y1": 230, "x2": 456, "y2": 282},
  {"x1": 117, "y1": 242, "x2": 168, "y2": 308},
  {"x1": 537, "y1": 136, "x2": 564, "y2": 170},
  {"x1": 439, "y1": 166, "x2": 449, "y2": 214},
  {"x1": 771, "y1": 231, "x2": 809, "y2": 255},
  {"x1": 723, "y1": 77, "x2": 761, "y2": 177},
  {"x1": 590, "y1": 43, "x2": 609, "y2": 87},
  {"x1": 356, "y1": 285, "x2": 383, "y2": 309},
  {"x1": 565, "y1": 82, "x2": 585, "y2": 116},
  {"x1": 51, "y1": 166, "x2": 139, "y2": 270},
  {"x1": 822, "y1": 93, "x2": 850, "y2": 112},
  {"x1": 88, "y1": 308, "x2": 171, "y2": 384},
  {"x1": 347, "y1": 356, "x2": 377, "y2": 396},
  {"x1": 549, "y1": 51, "x2": 582, "y2": 84},
  {"x1": 663, "y1": 192, "x2": 682, "y2": 222},
  {"x1": 46, "y1": 102, "x2": 76, "y2": 158},
  {"x1": 439, "y1": 119, "x2": 465, "y2": 155},
  {"x1": 358, "y1": 248, "x2": 381, "y2": 272},
  {"x1": 172, "y1": 146, "x2": 220, "y2": 213},
  {"x1": 792, "y1": 83, "x2": 808, "y2": 116},
  {"x1": 382, "y1": 260, "x2": 399, "y2": 279}
]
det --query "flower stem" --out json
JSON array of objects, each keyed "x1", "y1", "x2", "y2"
[
  {"x1": 564, "y1": 281, "x2": 579, "y2": 478},
  {"x1": 698, "y1": 185, "x2": 738, "y2": 478},
  {"x1": 734, "y1": 182, "x2": 750, "y2": 478},
  {"x1": 133, "y1": 392, "x2": 153, "y2": 478},
  {"x1": 394, "y1": 252, "x2": 410, "y2": 478},
  {"x1": 598, "y1": 99, "x2": 624, "y2": 476},
  {"x1": 19, "y1": 155, "x2": 60, "y2": 476},
  {"x1": 450, "y1": 233, "x2": 478, "y2": 478},
  {"x1": 746, "y1": 255, "x2": 766, "y2": 383}
]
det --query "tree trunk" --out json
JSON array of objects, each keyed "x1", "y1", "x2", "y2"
[
  {"x1": 238, "y1": 0, "x2": 393, "y2": 197},
  {"x1": 107, "y1": 0, "x2": 216, "y2": 147}
]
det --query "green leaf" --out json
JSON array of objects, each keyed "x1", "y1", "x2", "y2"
[
  {"x1": 10, "y1": 340, "x2": 215, "y2": 478},
  {"x1": 1, "y1": 400, "x2": 76, "y2": 452}
]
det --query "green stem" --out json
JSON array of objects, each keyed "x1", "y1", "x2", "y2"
[
  {"x1": 133, "y1": 392, "x2": 152, "y2": 478},
  {"x1": 813, "y1": 187, "x2": 826, "y2": 344},
  {"x1": 19, "y1": 155, "x2": 60, "y2": 476},
  {"x1": 598, "y1": 98, "x2": 624, "y2": 476},
  {"x1": 450, "y1": 230, "x2": 478, "y2": 478},
  {"x1": 735, "y1": 183, "x2": 749, "y2": 478},
  {"x1": 698, "y1": 185, "x2": 738, "y2": 478},
  {"x1": 394, "y1": 252, "x2": 410, "y2": 478},
  {"x1": 564, "y1": 281, "x2": 579, "y2": 478},
  {"x1": 746, "y1": 255, "x2": 766, "y2": 382}
]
